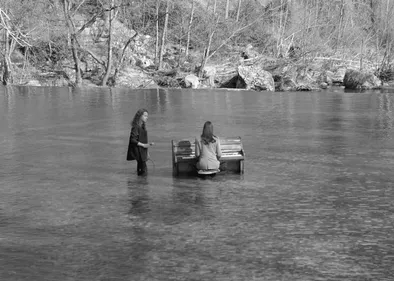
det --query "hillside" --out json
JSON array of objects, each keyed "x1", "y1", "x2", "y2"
[{"x1": 1, "y1": 0, "x2": 393, "y2": 89}]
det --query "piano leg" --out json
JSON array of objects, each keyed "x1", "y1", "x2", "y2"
[{"x1": 173, "y1": 163, "x2": 179, "y2": 176}]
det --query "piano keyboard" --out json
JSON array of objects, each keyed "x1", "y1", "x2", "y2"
[
  {"x1": 221, "y1": 152, "x2": 244, "y2": 159},
  {"x1": 178, "y1": 155, "x2": 195, "y2": 160},
  {"x1": 178, "y1": 152, "x2": 243, "y2": 160}
]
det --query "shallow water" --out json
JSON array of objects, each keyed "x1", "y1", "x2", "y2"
[{"x1": 1, "y1": 86, "x2": 393, "y2": 281}]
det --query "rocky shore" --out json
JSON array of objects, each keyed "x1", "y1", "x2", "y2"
[
  {"x1": 19, "y1": 51, "x2": 388, "y2": 92},
  {"x1": 8, "y1": 21, "x2": 392, "y2": 92}
]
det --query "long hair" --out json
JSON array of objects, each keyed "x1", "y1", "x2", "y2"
[
  {"x1": 131, "y1": 108, "x2": 148, "y2": 129},
  {"x1": 201, "y1": 121, "x2": 216, "y2": 145}
]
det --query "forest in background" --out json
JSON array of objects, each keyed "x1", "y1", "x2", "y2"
[{"x1": 0, "y1": 0, "x2": 393, "y2": 87}]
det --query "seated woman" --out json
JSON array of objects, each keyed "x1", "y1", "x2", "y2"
[{"x1": 195, "y1": 121, "x2": 222, "y2": 171}]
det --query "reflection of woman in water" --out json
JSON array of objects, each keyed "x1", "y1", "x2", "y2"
[
  {"x1": 195, "y1": 121, "x2": 222, "y2": 170},
  {"x1": 127, "y1": 108, "x2": 152, "y2": 176}
]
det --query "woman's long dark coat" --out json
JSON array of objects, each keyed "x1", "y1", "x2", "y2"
[{"x1": 127, "y1": 125, "x2": 148, "y2": 162}]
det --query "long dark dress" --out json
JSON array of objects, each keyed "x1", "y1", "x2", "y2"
[{"x1": 127, "y1": 125, "x2": 148, "y2": 162}]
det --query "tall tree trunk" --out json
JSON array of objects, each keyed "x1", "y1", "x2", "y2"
[
  {"x1": 225, "y1": 0, "x2": 230, "y2": 19},
  {"x1": 335, "y1": 0, "x2": 345, "y2": 52},
  {"x1": 185, "y1": 0, "x2": 195, "y2": 57},
  {"x1": 2, "y1": 30, "x2": 12, "y2": 85},
  {"x1": 236, "y1": 0, "x2": 242, "y2": 22},
  {"x1": 159, "y1": 0, "x2": 169, "y2": 70},
  {"x1": 155, "y1": 0, "x2": 160, "y2": 66},
  {"x1": 199, "y1": 16, "x2": 219, "y2": 77},
  {"x1": 69, "y1": 35, "x2": 82, "y2": 85},
  {"x1": 113, "y1": 33, "x2": 138, "y2": 82},
  {"x1": 276, "y1": 0, "x2": 284, "y2": 57},
  {"x1": 360, "y1": 38, "x2": 364, "y2": 71},
  {"x1": 101, "y1": 0, "x2": 115, "y2": 86},
  {"x1": 142, "y1": 0, "x2": 146, "y2": 29},
  {"x1": 0, "y1": 7, "x2": 31, "y2": 85},
  {"x1": 61, "y1": 0, "x2": 82, "y2": 85}
]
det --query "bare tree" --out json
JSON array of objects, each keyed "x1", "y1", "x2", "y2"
[
  {"x1": 158, "y1": 0, "x2": 170, "y2": 70},
  {"x1": 225, "y1": 0, "x2": 230, "y2": 19},
  {"x1": 101, "y1": 0, "x2": 117, "y2": 86},
  {"x1": 185, "y1": 0, "x2": 195, "y2": 57},
  {"x1": 0, "y1": 7, "x2": 31, "y2": 85},
  {"x1": 60, "y1": 0, "x2": 104, "y2": 85},
  {"x1": 335, "y1": 0, "x2": 345, "y2": 52},
  {"x1": 236, "y1": 0, "x2": 242, "y2": 22},
  {"x1": 112, "y1": 32, "x2": 138, "y2": 82},
  {"x1": 61, "y1": 0, "x2": 83, "y2": 85},
  {"x1": 155, "y1": 0, "x2": 160, "y2": 65}
]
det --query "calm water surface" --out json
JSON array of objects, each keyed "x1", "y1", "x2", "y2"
[{"x1": 0, "y1": 86, "x2": 393, "y2": 281}]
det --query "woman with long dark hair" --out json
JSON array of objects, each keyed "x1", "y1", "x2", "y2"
[
  {"x1": 127, "y1": 108, "x2": 152, "y2": 175},
  {"x1": 195, "y1": 121, "x2": 222, "y2": 170}
]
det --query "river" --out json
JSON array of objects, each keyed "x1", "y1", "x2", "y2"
[{"x1": 1, "y1": 86, "x2": 393, "y2": 280}]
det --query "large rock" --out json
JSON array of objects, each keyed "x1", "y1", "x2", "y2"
[
  {"x1": 184, "y1": 74, "x2": 200, "y2": 88},
  {"x1": 343, "y1": 69, "x2": 381, "y2": 90},
  {"x1": 237, "y1": 65, "x2": 275, "y2": 91},
  {"x1": 202, "y1": 66, "x2": 216, "y2": 87},
  {"x1": 272, "y1": 63, "x2": 320, "y2": 91},
  {"x1": 24, "y1": 80, "x2": 41, "y2": 86},
  {"x1": 332, "y1": 67, "x2": 347, "y2": 84}
]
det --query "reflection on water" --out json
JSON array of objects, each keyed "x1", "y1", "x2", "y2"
[
  {"x1": 377, "y1": 93, "x2": 393, "y2": 134},
  {"x1": 1, "y1": 86, "x2": 394, "y2": 281}
]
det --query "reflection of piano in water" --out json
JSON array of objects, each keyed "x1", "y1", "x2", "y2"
[{"x1": 171, "y1": 137, "x2": 245, "y2": 176}]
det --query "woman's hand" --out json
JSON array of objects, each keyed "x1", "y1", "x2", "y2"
[
  {"x1": 138, "y1": 142, "x2": 154, "y2": 148},
  {"x1": 138, "y1": 142, "x2": 150, "y2": 148}
]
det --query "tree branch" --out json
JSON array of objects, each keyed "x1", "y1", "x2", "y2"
[
  {"x1": 0, "y1": 8, "x2": 31, "y2": 47},
  {"x1": 76, "y1": 9, "x2": 104, "y2": 36},
  {"x1": 79, "y1": 45, "x2": 106, "y2": 67},
  {"x1": 207, "y1": 18, "x2": 260, "y2": 60}
]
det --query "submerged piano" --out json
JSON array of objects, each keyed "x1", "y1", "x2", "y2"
[{"x1": 171, "y1": 136, "x2": 245, "y2": 176}]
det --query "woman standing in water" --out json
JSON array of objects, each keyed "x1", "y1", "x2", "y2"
[
  {"x1": 127, "y1": 108, "x2": 153, "y2": 175},
  {"x1": 195, "y1": 121, "x2": 222, "y2": 171}
]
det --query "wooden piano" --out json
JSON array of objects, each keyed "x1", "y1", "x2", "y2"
[{"x1": 171, "y1": 136, "x2": 245, "y2": 176}]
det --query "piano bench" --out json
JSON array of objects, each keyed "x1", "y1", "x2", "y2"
[{"x1": 171, "y1": 136, "x2": 245, "y2": 176}]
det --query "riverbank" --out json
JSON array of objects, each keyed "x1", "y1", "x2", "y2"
[
  {"x1": 15, "y1": 59, "x2": 386, "y2": 92},
  {"x1": 5, "y1": 31, "x2": 392, "y2": 92}
]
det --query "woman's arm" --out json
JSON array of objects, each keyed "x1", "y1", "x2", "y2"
[
  {"x1": 129, "y1": 127, "x2": 139, "y2": 145},
  {"x1": 195, "y1": 138, "x2": 200, "y2": 158},
  {"x1": 130, "y1": 127, "x2": 149, "y2": 148},
  {"x1": 216, "y1": 137, "x2": 222, "y2": 159}
]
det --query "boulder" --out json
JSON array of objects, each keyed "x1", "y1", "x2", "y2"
[
  {"x1": 295, "y1": 66, "x2": 321, "y2": 91},
  {"x1": 320, "y1": 70, "x2": 334, "y2": 85},
  {"x1": 343, "y1": 69, "x2": 381, "y2": 90},
  {"x1": 273, "y1": 63, "x2": 320, "y2": 91},
  {"x1": 332, "y1": 67, "x2": 347, "y2": 84},
  {"x1": 24, "y1": 80, "x2": 41, "y2": 86},
  {"x1": 184, "y1": 74, "x2": 200, "y2": 89},
  {"x1": 237, "y1": 65, "x2": 275, "y2": 91},
  {"x1": 202, "y1": 66, "x2": 216, "y2": 87}
]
